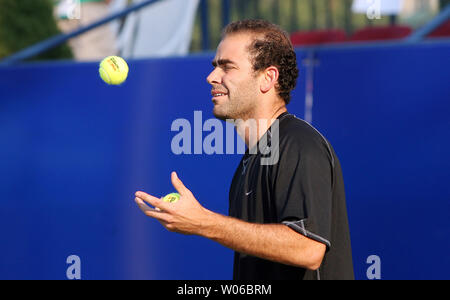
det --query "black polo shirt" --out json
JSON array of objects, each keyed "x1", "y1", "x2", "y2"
[{"x1": 229, "y1": 112, "x2": 354, "y2": 280}]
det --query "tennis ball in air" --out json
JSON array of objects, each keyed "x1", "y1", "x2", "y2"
[
  {"x1": 99, "y1": 56, "x2": 129, "y2": 85},
  {"x1": 162, "y1": 193, "x2": 180, "y2": 203}
]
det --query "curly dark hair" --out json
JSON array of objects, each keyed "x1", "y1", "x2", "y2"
[{"x1": 222, "y1": 20, "x2": 299, "y2": 105}]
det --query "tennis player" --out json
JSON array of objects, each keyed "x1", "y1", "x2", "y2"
[{"x1": 135, "y1": 20, "x2": 354, "y2": 280}]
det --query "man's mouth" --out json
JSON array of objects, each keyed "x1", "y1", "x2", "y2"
[{"x1": 211, "y1": 90, "x2": 228, "y2": 99}]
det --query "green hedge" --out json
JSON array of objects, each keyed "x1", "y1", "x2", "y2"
[{"x1": 0, "y1": 0, "x2": 73, "y2": 61}]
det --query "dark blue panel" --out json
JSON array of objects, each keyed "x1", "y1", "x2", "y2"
[
  {"x1": 311, "y1": 41, "x2": 450, "y2": 280},
  {"x1": 0, "y1": 41, "x2": 449, "y2": 279},
  {"x1": 0, "y1": 53, "x2": 306, "y2": 279}
]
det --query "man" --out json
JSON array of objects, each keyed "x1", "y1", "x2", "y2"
[{"x1": 135, "y1": 20, "x2": 354, "y2": 280}]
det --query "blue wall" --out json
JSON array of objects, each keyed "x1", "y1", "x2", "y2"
[{"x1": 0, "y1": 40, "x2": 449, "y2": 279}]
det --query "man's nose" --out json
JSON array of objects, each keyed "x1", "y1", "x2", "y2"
[{"x1": 206, "y1": 68, "x2": 221, "y2": 85}]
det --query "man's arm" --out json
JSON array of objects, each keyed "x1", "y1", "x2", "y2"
[
  {"x1": 135, "y1": 172, "x2": 326, "y2": 271},
  {"x1": 202, "y1": 211, "x2": 326, "y2": 270}
]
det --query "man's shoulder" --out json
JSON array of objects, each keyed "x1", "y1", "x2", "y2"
[{"x1": 277, "y1": 114, "x2": 330, "y2": 151}]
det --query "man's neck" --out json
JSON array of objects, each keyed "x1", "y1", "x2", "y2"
[{"x1": 235, "y1": 105, "x2": 287, "y2": 149}]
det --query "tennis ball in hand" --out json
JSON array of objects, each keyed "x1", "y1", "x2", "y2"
[
  {"x1": 99, "y1": 56, "x2": 129, "y2": 85},
  {"x1": 162, "y1": 193, "x2": 180, "y2": 203}
]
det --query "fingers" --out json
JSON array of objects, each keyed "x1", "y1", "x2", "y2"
[
  {"x1": 171, "y1": 171, "x2": 189, "y2": 196},
  {"x1": 135, "y1": 172, "x2": 189, "y2": 226},
  {"x1": 134, "y1": 197, "x2": 170, "y2": 222},
  {"x1": 134, "y1": 196, "x2": 153, "y2": 212},
  {"x1": 135, "y1": 191, "x2": 171, "y2": 212},
  {"x1": 134, "y1": 196, "x2": 175, "y2": 231},
  {"x1": 134, "y1": 196, "x2": 157, "y2": 214}
]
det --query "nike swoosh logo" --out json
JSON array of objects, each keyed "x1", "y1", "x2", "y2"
[{"x1": 245, "y1": 191, "x2": 253, "y2": 196}]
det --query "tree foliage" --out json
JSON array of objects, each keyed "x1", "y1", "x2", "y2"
[{"x1": 0, "y1": 0, "x2": 73, "y2": 61}]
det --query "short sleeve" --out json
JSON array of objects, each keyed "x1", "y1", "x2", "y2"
[{"x1": 270, "y1": 134, "x2": 334, "y2": 249}]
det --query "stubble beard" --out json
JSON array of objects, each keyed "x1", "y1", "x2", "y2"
[{"x1": 213, "y1": 80, "x2": 258, "y2": 123}]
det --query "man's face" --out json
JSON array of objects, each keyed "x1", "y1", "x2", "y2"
[{"x1": 206, "y1": 33, "x2": 260, "y2": 121}]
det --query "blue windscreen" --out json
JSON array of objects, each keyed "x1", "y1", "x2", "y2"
[{"x1": 0, "y1": 40, "x2": 449, "y2": 279}]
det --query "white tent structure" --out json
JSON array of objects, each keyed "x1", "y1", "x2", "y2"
[
  {"x1": 352, "y1": 0, "x2": 404, "y2": 19},
  {"x1": 110, "y1": 0, "x2": 200, "y2": 58}
]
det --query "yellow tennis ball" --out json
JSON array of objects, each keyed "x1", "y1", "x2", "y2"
[
  {"x1": 99, "y1": 56, "x2": 129, "y2": 85},
  {"x1": 162, "y1": 193, "x2": 180, "y2": 203}
]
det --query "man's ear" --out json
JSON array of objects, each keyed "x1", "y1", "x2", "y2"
[{"x1": 260, "y1": 66, "x2": 279, "y2": 94}]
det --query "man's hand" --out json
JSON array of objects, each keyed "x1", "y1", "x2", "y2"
[
  {"x1": 134, "y1": 172, "x2": 325, "y2": 270},
  {"x1": 134, "y1": 172, "x2": 212, "y2": 235}
]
